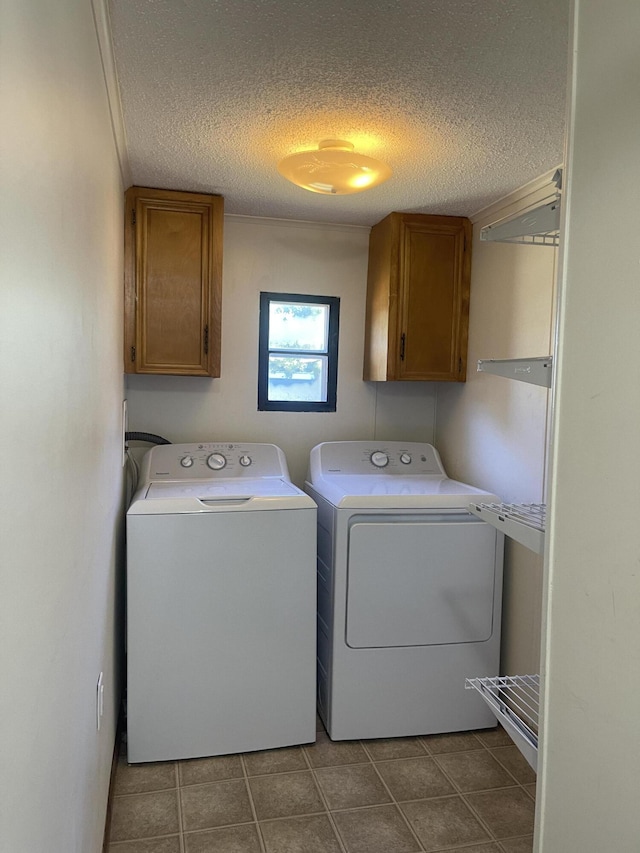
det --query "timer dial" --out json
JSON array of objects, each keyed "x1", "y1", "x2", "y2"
[
  {"x1": 370, "y1": 451, "x2": 389, "y2": 468},
  {"x1": 206, "y1": 452, "x2": 227, "y2": 470}
]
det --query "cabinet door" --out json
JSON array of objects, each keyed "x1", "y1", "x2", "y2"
[
  {"x1": 398, "y1": 216, "x2": 470, "y2": 381},
  {"x1": 124, "y1": 187, "x2": 223, "y2": 376}
]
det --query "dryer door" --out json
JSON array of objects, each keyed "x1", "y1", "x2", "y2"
[{"x1": 346, "y1": 516, "x2": 498, "y2": 648}]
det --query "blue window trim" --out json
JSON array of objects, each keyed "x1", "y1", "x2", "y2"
[{"x1": 258, "y1": 292, "x2": 340, "y2": 412}]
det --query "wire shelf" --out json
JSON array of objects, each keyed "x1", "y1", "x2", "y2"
[
  {"x1": 466, "y1": 674, "x2": 540, "y2": 771},
  {"x1": 482, "y1": 231, "x2": 559, "y2": 247},
  {"x1": 469, "y1": 502, "x2": 546, "y2": 555}
]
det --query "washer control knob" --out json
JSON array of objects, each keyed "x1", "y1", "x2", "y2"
[
  {"x1": 370, "y1": 451, "x2": 389, "y2": 468},
  {"x1": 239, "y1": 455, "x2": 252, "y2": 467},
  {"x1": 206, "y1": 452, "x2": 227, "y2": 470},
  {"x1": 400, "y1": 453, "x2": 412, "y2": 465},
  {"x1": 180, "y1": 455, "x2": 194, "y2": 468}
]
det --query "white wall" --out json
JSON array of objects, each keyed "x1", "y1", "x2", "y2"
[
  {"x1": 435, "y1": 177, "x2": 557, "y2": 675},
  {"x1": 538, "y1": 1, "x2": 640, "y2": 849},
  {"x1": 0, "y1": 2, "x2": 125, "y2": 851},
  {"x1": 127, "y1": 215, "x2": 438, "y2": 486}
]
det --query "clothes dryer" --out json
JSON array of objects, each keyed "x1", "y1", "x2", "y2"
[
  {"x1": 127, "y1": 442, "x2": 317, "y2": 763},
  {"x1": 305, "y1": 441, "x2": 503, "y2": 741}
]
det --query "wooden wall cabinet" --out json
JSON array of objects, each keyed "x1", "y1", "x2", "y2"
[
  {"x1": 124, "y1": 186, "x2": 224, "y2": 376},
  {"x1": 363, "y1": 212, "x2": 471, "y2": 381}
]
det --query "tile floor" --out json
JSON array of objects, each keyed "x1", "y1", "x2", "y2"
[{"x1": 107, "y1": 718, "x2": 536, "y2": 853}]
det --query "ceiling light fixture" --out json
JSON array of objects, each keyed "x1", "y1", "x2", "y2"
[{"x1": 278, "y1": 139, "x2": 392, "y2": 195}]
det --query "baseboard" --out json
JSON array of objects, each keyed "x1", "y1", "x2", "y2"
[{"x1": 102, "y1": 707, "x2": 123, "y2": 852}]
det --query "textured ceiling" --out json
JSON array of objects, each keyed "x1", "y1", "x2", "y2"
[{"x1": 108, "y1": 0, "x2": 570, "y2": 226}]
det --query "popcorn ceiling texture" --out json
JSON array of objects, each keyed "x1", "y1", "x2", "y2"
[{"x1": 108, "y1": 0, "x2": 569, "y2": 226}]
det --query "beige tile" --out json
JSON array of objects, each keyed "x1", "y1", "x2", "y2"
[
  {"x1": 475, "y1": 726, "x2": 514, "y2": 747},
  {"x1": 314, "y1": 764, "x2": 392, "y2": 810},
  {"x1": 465, "y1": 788, "x2": 535, "y2": 839},
  {"x1": 401, "y1": 795, "x2": 490, "y2": 851},
  {"x1": 421, "y1": 731, "x2": 484, "y2": 754},
  {"x1": 248, "y1": 770, "x2": 325, "y2": 820},
  {"x1": 304, "y1": 732, "x2": 369, "y2": 768},
  {"x1": 434, "y1": 750, "x2": 515, "y2": 792},
  {"x1": 243, "y1": 746, "x2": 307, "y2": 776},
  {"x1": 108, "y1": 838, "x2": 181, "y2": 853},
  {"x1": 114, "y1": 758, "x2": 177, "y2": 795},
  {"x1": 444, "y1": 846, "x2": 501, "y2": 852},
  {"x1": 363, "y1": 737, "x2": 427, "y2": 761},
  {"x1": 523, "y1": 783, "x2": 536, "y2": 800},
  {"x1": 260, "y1": 814, "x2": 343, "y2": 853},
  {"x1": 184, "y1": 823, "x2": 262, "y2": 852},
  {"x1": 109, "y1": 790, "x2": 180, "y2": 842},
  {"x1": 376, "y1": 757, "x2": 454, "y2": 801},
  {"x1": 333, "y1": 805, "x2": 420, "y2": 853},
  {"x1": 180, "y1": 779, "x2": 253, "y2": 832},
  {"x1": 490, "y1": 747, "x2": 537, "y2": 784},
  {"x1": 499, "y1": 837, "x2": 534, "y2": 852},
  {"x1": 179, "y1": 755, "x2": 243, "y2": 786}
]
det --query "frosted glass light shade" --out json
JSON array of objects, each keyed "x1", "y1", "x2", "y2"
[{"x1": 278, "y1": 139, "x2": 392, "y2": 195}]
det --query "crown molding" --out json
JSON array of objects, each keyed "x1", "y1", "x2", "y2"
[{"x1": 91, "y1": 0, "x2": 132, "y2": 188}]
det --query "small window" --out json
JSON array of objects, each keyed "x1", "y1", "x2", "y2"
[{"x1": 258, "y1": 292, "x2": 340, "y2": 412}]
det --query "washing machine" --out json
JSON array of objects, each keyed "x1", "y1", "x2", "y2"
[
  {"x1": 304, "y1": 441, "x2": 504, "y2": 741},
  {"x1": 126, "y1": 442, "x2": 317, "y2": 763}
]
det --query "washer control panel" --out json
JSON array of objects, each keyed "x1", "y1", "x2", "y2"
[
  {"x1": 143, "y1": 442, "x2": 290, "y2": 481},
  {"x1": 309, "y1": 441, "x2": 446, "y2": 478}
]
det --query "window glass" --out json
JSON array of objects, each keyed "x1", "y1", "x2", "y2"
[
  {"x1": 258, "y1": 293, "x2": 339, "y2": 412},
  {"x1": 268, "y1": 302, "x2": 329, "y2": 352}
]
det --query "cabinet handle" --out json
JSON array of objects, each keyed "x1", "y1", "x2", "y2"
[
  {"x1": 204, "y1": 324, "x2": 209, "y2": 355},
  {"x1": 130, "y1": 346, "x2": 136, "y2": 363},
  {"x1": 400, "y1": 333, "x2": 406, "y2": 361}
]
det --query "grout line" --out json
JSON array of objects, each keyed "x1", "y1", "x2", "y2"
[
  {"x1": 239, "y1": 754, "x2": 267, "y2": 853},
  {"x1": 174, "y1": 763, "x2": 185, "y2": 853},
  {"x1": 366, "y1": 753, "x2": 426, "y2": 852},
  {"x1": 417, "y1": 752, "x2": 500, "y2": 844},
  {"x1": 302, "y1": 738, "x2": 349, "y2": 853},
  {"x1": 488, "y1": 746, "x2": 537, "y2": 788},
  {"x1": 458, "y1": 790, "x2": 505, "y2": 844}
]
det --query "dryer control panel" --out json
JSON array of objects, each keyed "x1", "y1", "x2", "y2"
[
  {"x1": 139, "y1": 442, "x2": 291, "y2": 482},
  {"x1": 309, "y1": 441, "x2": 446, "y2": 478}
]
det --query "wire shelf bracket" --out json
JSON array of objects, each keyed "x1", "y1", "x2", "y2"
[
  {"x1": 477, "y1": 356, "x2": 552, "y2": 388},
  {"x1": 479, "y1": 169, "x2": 562, "y2": 247}
]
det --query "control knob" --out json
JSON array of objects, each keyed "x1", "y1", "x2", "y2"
[
  {"x1": 206, "y1": 452, "x2": 227, "y2": 470},
  {"x1": 239, "y1": 455, "x2": 252, "y2": 467},
  {"x1": 180, "y1": 455, "x2": 194, "y2": 468},
  {"x1": 370, "y1": 451, "x2": 389, "y2": 468},
  {"x1": 400, "y1": 453, "x2": 412, "y2": 465}
]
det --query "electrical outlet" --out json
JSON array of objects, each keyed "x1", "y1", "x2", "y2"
[
  {"x1": 122, "y1": 400, "x2": 128, "y2": 467},
  {"x1": 96, "y1": 672, "x2": 104, "y2": 731}
]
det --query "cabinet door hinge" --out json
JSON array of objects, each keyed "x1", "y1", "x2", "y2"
[
  {"x1": 131, "y1": 209, "x2": 136, "y2": 226},
  {"x1": 400, "y1": 333, "x2": 406, "y2": 361},
  {"x1": 203, "y1": 324, "x2": 209, "y2": 355},
  {"x1": 130, "y1": 346, "x2": 136, "y2": 362}
]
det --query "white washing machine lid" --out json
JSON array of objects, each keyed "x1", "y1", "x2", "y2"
[
  {"x1": 128, "y1": 477, "x2": 316, "y2": 515},
  {"x1": 306, "y1": 473, "x2": 498, "y2": 509}
]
